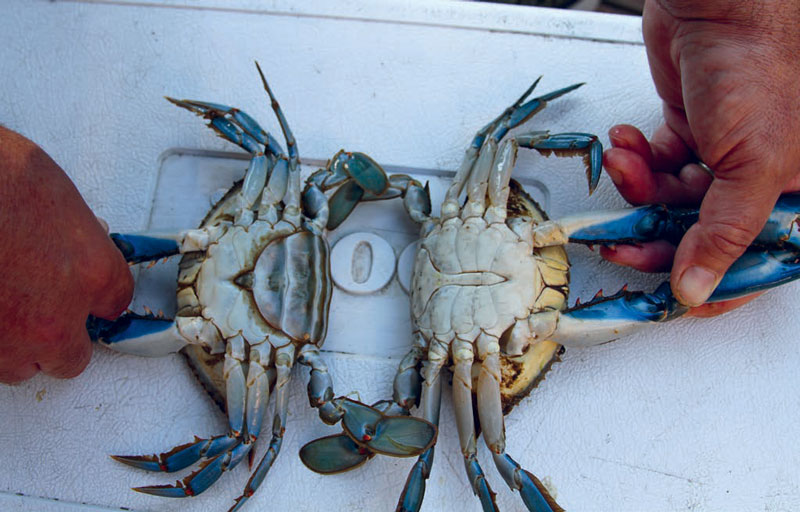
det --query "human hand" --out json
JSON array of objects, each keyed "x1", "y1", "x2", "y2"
[
  {"x1": 0, "y1": 127, "x2": 133, "y2": 384},
  {"x1": 601, "y1": 0, "x2": 800, "y2": 316}
]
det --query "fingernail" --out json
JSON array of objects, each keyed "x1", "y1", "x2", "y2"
[
  {"x1": 677, "y1": 266, "x2": 717, "y2": 306},
  {"x1": 96, "y1": 216, "x2": 109, "y2": 234},
  {"x1": 608, "y1": 126, "x2": 623, "y2": 146}
]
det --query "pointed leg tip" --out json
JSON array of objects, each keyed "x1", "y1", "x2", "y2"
[
  {"x1": 110, "y1": 454, "x2": 139, "y2": 465},
  {"x1": 111, "y1": 454, "x2": 164, "y2": 472},
  {"x1": 132, "y1": 484, "x2": 189, "y2": 498}
]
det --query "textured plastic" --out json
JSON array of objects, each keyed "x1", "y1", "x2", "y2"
[{"x1": 1, "y1": 1, "x2": 799, "y2": 511}]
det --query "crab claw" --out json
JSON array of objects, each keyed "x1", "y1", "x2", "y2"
[
  {"x1": 533, "y1": 193, "x2": 800, "y2": 250},
  {"x1": 710, "y1": 248, "x2": 800, "y2": 301},
  {"x1": 109, "y1": 233, "x2": 181, "y2": 264},
  {"x1": 87, "y1": 312, "x2": 188, "y2": 357}
]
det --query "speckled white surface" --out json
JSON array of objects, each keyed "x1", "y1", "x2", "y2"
[{"x1": 1, "y1": 1, "x2": 799, "y2": 511}]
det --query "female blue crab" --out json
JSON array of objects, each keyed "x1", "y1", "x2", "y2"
[
  {"x1": 86, "y1": 64, "x2": 436, "y2": 511},
  {"x1": 299, "y1": 79, "x2": 800, "y2": 512}
]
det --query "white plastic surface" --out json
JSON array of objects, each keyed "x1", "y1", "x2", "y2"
[{"x1": 1, "y1": 1, "x2": 799, "y2": 511}]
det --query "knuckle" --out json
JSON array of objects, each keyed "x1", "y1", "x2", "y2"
[
  {"x1": 80, "y1": 247, "x2": 130, "y2": 294},
  {"x1": 80, "y1": 248, "x2": 134, "y2": 318},
  {"x1": 705, "y1": 221, "x2": 755, "y2": 260},
  {"x1": 29, "y1": 322, "x2": 69, "y2": 347},
  {"x1": 79, "y1": 255, "x2": 115, "y2": 291}
]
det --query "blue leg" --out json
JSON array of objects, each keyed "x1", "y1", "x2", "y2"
[
  {"x1": 451, "y1": 350, "x2": 499, "y2": 512},
  {"x1": 529, "y1": 282, "x2": 688, "y2": 349},
  {"x1": 307, "y1": 150, "x2": 390, "y2": 196},
  {"x1": 165, "y1": 97, "x2": 285, "y2": 157},
  {"x1": 493, "y1": 454, "x2": 564, "y2": 512},
  {"x1": 112, "y1": 434, "x2": 241, "y2": 473},
  {"x1": 397, "y1": 345, "x2": 445, "y2": 512},
  {"x1": 226, "y1": 344, "x2": 294, "y2": 512},
  {"x1": 443, "y1": 79, "x2": 586, "y2": 218},
  {"x1": 487, "y1": 81, "x2": 585, "y2": 146},
  {"x1": 132, "y1": 442, "x2": 252, "y2": 498},
  {"x1": 516, "y1": 131, "x2": 603, "y2": 194},
  {"x1": 115, "y1": 337, "x2": 272, "y2": 499}
]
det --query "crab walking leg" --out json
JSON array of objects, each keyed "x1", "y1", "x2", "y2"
[
  {"x1": 441, "y1": 80, "x2": 541, "y2": 219},
  {"x1": 126, "y1": 348, "x2": 261, "y2": 499},
  {"x1": 475, "y1": 333, "x2": 563, "y2": 512},
  {"x1": 387, "y1": 337, "x2": 426, "y2": 415},
  {"x1": 449, "y1": 337, "x2": 499, "y2": 512},
  {"x1": 114, "y1": 336, "x2": 274, "y2": 497},
  {"x1": 396, "y1": 336, "x2": 446, "y2": 512},
  {"x1": 165, "y1": 97, "x2": 285, "y2": 158},
  {"x1": 228, "y1": 343, "x2": 296, "y2": 512},
  {"x1": 461, "y1": 138, "x2": 498, "y2": 220},
  {"x1": 442, "y1": 80, "x2": 585, "y2": 220},
  {"x1": 515, "y1": 131, "x2": 602, "y2": 194},
  {"x1": 485, "y1": 139, "x2": 517, "y2": 223},
  {"x1": 167, "y1": 95, "x2": 285, "y2": 225},
  {"x1": 258, "y1": 157, "x2": 289, "y2": 225},
  {"x1": 301, "y1": 183, "x2": 330, "y2": 236},
  {"x1": 296, "y1": 345, "x2": 345, "y2": 424},
  {"x1": 245, "y1": 341, "x2": 272, "y2": 442},
  {"x1": 484, "y1": 129, "x2": 601, "y2": 225},
  {"x1": 109, "y1": 339, "x2": 249, "y2": 474},
  {"x1": 255, "y1": 62, "x2": 302, "y2": 229}
]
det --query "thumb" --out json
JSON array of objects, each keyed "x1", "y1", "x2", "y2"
[{"x1": 670, "y1": 164, "x2": 782, "y2": 306}]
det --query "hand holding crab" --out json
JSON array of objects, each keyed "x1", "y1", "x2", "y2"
[
  {"x1": 601, "y1": 0, "x2": 800, "y2": 314},
  {"x1": 0, "y1": 126, "x2": 132, "y2": 384},
  {"x1": 301, "y1": 78, "x2": 800, "y2": 512}
]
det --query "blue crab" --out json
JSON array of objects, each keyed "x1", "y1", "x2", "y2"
[
  {"x1": 86, "y1": 64, "x2": 436, "y2": 511},
  {"x1": 299, "y1": 79, "x2": 800, "y2": 512}
]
